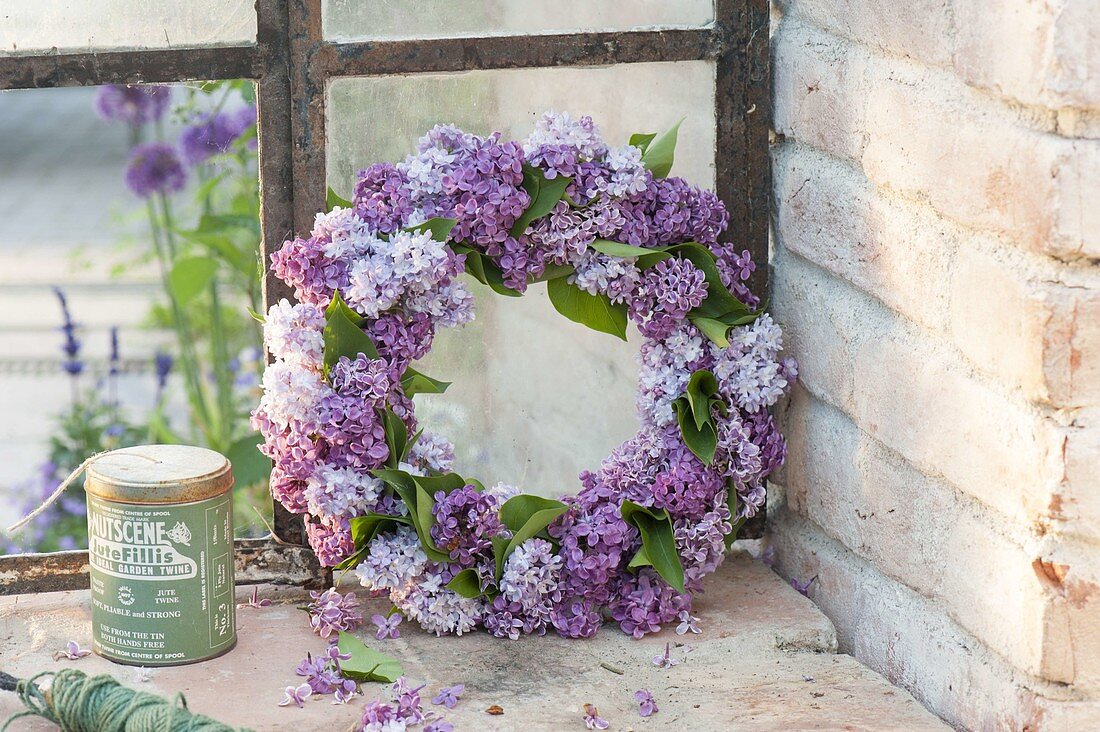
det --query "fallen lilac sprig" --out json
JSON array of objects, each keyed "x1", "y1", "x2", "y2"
[
  {"x1": 635, "y1": 688, "x2": 659, "y2": 717},
  {"x1": 652, "y1": 642, "x2": 680, "y2": 669},
  {"x1": 55, "y1": 640, "x2": 91, "y2": 661},
  {"x1": 238, "y1": 585, "x2": 273, "y2": 609},
  {"x1": 372, "y1": 612, "x2": 402, "y2": 640},
  {"x1": 307, "y1": 588, "x2": 363, "y2": 639},
  {"x1": 583, "y1": 703, "x2": 609, "y2": 730},
  {"x1": 791, "y1": 575, "x2": 817, "y2": 597},
  {"x1": 432, "y1": 683, "x2": 464, "y2": 709},
  {"x1": 279, "y1": 683, "x2": 313, "y2": 708}
]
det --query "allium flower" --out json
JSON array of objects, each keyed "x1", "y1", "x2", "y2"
[
  {"x1": 307, "y1": 588, "x2": 363, "y2": 639},
  {"x1": 372, "y1": 613, "x2": 402, "y2": 640},
  {"x1": 180, "y1": 109, "x2": 252, "y2": 164},
  {"x1": 431, "y1": 684, "x2": 464, "y2": 709},
  {"x1": 279, "y1": 683, "x2": 312, "y2": 708},
  {"x1": 154, "y1": 351, "x2": 173, "y2": 391},
  {"x1": 124, "y1": 142, "x2": 186, "y2": 198},
  {"x1": 635, "y1": 689, "x2": 659, "y2": 717},
  {"x1": 55, "y1": 640, "x2": 91, "y2": 661},
  {"x1": 583, "y1": 703, "x2": 610, "y2": 730},
  {"x1": 94, "y1": 84, "x2": 170, "y2": 125}
]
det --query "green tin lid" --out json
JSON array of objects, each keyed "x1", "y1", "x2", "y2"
[{"x1": 85, "y1": 444, "x2": 234, "y2": 504}]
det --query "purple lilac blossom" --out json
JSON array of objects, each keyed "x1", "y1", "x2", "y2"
[
  {"x1": 372, "y1": 613, "x2": 402, "y2": 640},
  {"x1": 583, "y1": 704, "x2": 610, "y2": 730},
  {"x1": 124, "y1": 142, "x2": 186, "y2": 198},
  {"x1": 257, "y1": 112, "x2": 796, "y2": 639},
  {"x1": 94, "y1": 84, "x2": 170, "y2": 125},
  {"x1": 431, "y1": 684, "x2": 464, "y2": 709}
]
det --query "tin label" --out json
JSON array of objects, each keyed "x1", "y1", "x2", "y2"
[{"x1": 88, "y1": 493, "x2": 236, "y2": 665}]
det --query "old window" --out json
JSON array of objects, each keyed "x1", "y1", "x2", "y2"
[{"x1": 0, "y1": 0, "x2": 768, "y2": 594}]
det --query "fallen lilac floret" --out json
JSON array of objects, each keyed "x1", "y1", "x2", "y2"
[
  {"x1": 652, "y1": 642, "x2": 680, "y2": 669},
  {"x1": 279, "y1": 683, "x2": 312, "y2": 708},
  {"x1": 372, "y1": 612, "x2": 402, "y2": 640},
  {"x1": 583, "y1": 703, "x2": 610, "y2": 730},
  {"x1": 635, "y1": 688, "x2": 659, "y2": 717},
  {"x1": 790, "y1": 575, "x2": 817, "y2": 596},
  {"x1": 55, "y1": 640, "x2": 91, "y2": 661},
  {"x1": 238, "y1": 586, "x2": 273, "y2": 609},
  {"x1": 431, "y1": 683, "x2": 464, "y2": 709}
]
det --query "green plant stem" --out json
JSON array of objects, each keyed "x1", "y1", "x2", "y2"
[
  {"x1": 208, "y1": 279, "x2": 235, "y2": 451},
  {"x1": 149, "y1": 193, "x2": 214, "y2": 443}
]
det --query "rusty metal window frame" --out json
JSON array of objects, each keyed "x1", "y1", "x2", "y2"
[{"x1": 0, "y1": 0, "x2": 768, "y2": 596}]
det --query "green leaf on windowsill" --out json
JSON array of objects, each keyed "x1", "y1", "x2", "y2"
[{"x1": 337, "y1": 632, "x2": 403, "y2": 683}]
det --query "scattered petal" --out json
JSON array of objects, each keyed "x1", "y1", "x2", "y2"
[
  {"x1": 55, "y1": 640, "x2": 91, "y2": 661},
  {"x1": 802, "y1": 675, "x2": 815, "y2": 683},
  {"x1": 790, "y1": 575, "x2": 817, "y2": 597},
  {"x1": 425, "y1": 720, "x2": 455, "y2": 732},
  {"x1": 279, "y1": 683, "x2": 313, "y2": 708},
  {"x1": 432, "y1": 684, "x2": 465, "y2": 709},
  {"x1": 131, "y1": 666, "x2": 153, "y2": 684},
  {"x1": 675, "y1": 610, "x2": 701, "y2": 635},
  {"x1": 372, "y1": 612, "x2": 403, "y2": 640},
  {"x1": 583, "y1": 703, "x2": 610, "y2": 730},
  {"x1": 635, "y1": 689, "x2": 659, "y2": 717},
  {"x1": 238, "y1": 586, "x2": 273, "y2": 609},
  {"x1": 652, "y1": 642, "x2": 680, "y2": 669}
]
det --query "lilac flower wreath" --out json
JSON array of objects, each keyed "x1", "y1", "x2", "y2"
[{"x1": 253, "y1": 112, "x2": 796, "y2": 640}]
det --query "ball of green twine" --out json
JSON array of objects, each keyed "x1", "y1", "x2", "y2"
[{"x1": 2, "y1": 669, "x2": 250, "y2": 732}]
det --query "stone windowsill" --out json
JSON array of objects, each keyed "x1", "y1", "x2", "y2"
[{"x1": 0, "y1": 552, "x2": 946, "y2": 731}]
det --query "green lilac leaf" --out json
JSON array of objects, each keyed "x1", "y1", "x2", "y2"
[
  {"x1": 628, "y1": 545, "x2": 651, "y2": 571},
  {"x1": 725, "y1": 487, "x2": 747, "y2": 551},
  {"x1": 380, "y1": 408, "x2": 408, "y2": 469},
  {"x1": 405, "y1": 217, "x2": 457, "y2": 242},
  {"x1": 495, "y1": 495, "x2": 569, "y2": 579},
  {"x1": 225, "y1": 432, "x2": 270, "y2": 489},
  {"x1": 451, "y1": 243, "x2": 522, "y2": 298},
  {"x1": 546, "y1": 277, "x2": 628, "y2": 340},
  {"x1": 510, "y1": 165, "x2": 571, "y2": 237},
  {"x1": 413, "y1": 472, "x2": 467, "y2": 498},
  {"x1": 445, "y1": 568, "x2": 483, "y2": 598},
  {"x1": 685, "y1": 370, "x2": 720, "y2": 431},
  {"x1": 629, "y1": 132, "x2": 658, "y2": 155},
  {"x1": 323, "y1": 291, "x2": 380, "y2": 377},
  {"x1": 690, "y1": 316, "x2": 730, "y2": 347},
  {"x1": 674, "y1": 399, "x2": 717, "y2": 465},
  {"x1": 168, "y1": 256, "x2": 218, "y2": 304},
  {"x1": 326, "y1": 186, "x2": 353, "y2": 212},
  {"x1": 589, "y1": 239, "x2": 664, "y2": 258},
  {"x1": 531, "y1": 262, "x2": 574, "y2": 282},
  {"x1": 337, "y1": 632, "x2": 403, "y2": 683},
  {"x1": 401, "y1": 367, "x2": 451, "y2": 397},
  {"x1": 246, "y1": 306, "x2": 266, "y2": 324},
  {"x1": 335, "y1": 512, "x2": 412, "y2": 571},
  {"x1": 491, "y1": 535, "x2": 511, "y2": 582},
  {"x1": 620, "y1": 500, "x2": 685, "y2": 592},
  {"x1": 372, "y1": 468, "x2": 450, "y2": 563},
  {"x1": 640, "y1": 119, "x2": 683, "y2": 179}
]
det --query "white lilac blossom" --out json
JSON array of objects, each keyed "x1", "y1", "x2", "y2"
[{"x1": 257, "y1": 111, "x2": 795, "y2": 640}]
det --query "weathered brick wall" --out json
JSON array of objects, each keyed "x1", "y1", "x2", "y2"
[{"x1": 767, "y1": 2, "x2": 1100, "y2": 728}]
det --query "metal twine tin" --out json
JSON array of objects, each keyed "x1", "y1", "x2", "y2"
[{"x1": 85, "y1": 444, "x2": 236, "y2": 666}]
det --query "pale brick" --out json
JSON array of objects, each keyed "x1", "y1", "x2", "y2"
[
  {"x1": 775, "y1": 0, "x2": 955, "y2": 66},
  {"x1": 953, "y1": 0, "x2": 1100, "y2": 110},
  {"x1": 772, "y1": 141, "x2": 953, "y2": 334},
  {"x1": 773, "y1": 18, "x2": 1100, "y2": 259},
  {"x1": 769, "y1": 513, "x2": 1095, "y2": 729},
  {"x1": 773, "y1": 248, "x2": 1067, "y2": 527},
  {"x1": 782, "y1": 387, "x2": 1082, "y2": 682},
  {"x1": 947, "y1": 246, "x2": 1100, "y2": 408}
]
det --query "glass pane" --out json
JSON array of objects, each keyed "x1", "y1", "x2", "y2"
[
  {"x1": 323, "y1": 0, "x2": 714, "y2": 41},
  {"x1": 1, "y1": 0, "x2": 255, "y2": 55},
  {"x1": 326, "y1": 61, "x2": 715, "y2": 496},
  {"x1": 0, "y1": 81, "x2": 266, "y2": 554}
]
